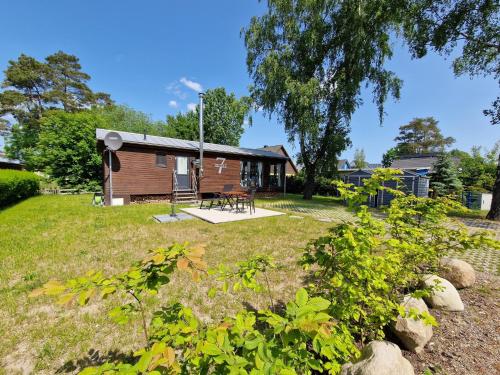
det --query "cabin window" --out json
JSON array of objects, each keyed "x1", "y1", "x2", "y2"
[
  {"x1": 156, "y1": 153, "x2": 167, "y2": 168},
  {"x1": 269, "y1": 163, "x2": 283, "y2": 187},
  {"x1": 240, "y1": 160, "x2": 263, "y2": 187}
]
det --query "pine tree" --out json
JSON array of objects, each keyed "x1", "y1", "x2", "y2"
[{"x1": 430, "y1": 153, "x2": 462, "y2": 197}]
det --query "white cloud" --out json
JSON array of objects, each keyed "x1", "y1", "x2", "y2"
[
  {"x1": 168, "y1": 100, "x2": 178, "y2": 108},
  {"x1": 165, "y1": 81, "x2": 188, "y2": 100},
  {"x1": 180, "y1": 77, "x2": 203, "y2": 93},
  {"x1": 187, "y1": 103, "x2": 197, "y2": 112}
]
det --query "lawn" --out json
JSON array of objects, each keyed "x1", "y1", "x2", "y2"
[{"x1": 0, "y1": 194, "x2": 349, "y2": 374}]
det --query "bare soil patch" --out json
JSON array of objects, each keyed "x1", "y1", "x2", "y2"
[{"x1": 404, "y1": 272, "x2": 500, "y2": 374}]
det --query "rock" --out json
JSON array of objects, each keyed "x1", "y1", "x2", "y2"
[
  {"x1": 439, "y1": 257, "x2": 476, "y2": 288},
  {"x1": 341, "y1": 341, "x2": 414, "y2": 375},
  {"x1": 422, "y1": 275, "x2": 464, "y2": 311},
  {"x1": 392, "y1": 295, "x2": 433, "y2": 353}
]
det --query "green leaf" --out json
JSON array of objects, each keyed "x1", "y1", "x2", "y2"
[
  {"x1": 307, "y1": 297, "x2": 330, "y2": 312},
  {"x1": 208, "y1": 287, "x2": 217, "y2": 298},
  {"x1": 295, "y1": 288, "x2": 308, "y2": 307},
  {"x1": 202, "y1": 342, "x2": 222, "y2": 356},
  {"x1": 135, "y1": 351, "x2": 152, "y2": 372}
]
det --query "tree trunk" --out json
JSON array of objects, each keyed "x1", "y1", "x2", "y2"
[
  {"x1": 303, "y1": 168, "x2": 316, "y2": 200},
  {"x1": 486, "y1": 153, "x2": 500, "y2": 221}
]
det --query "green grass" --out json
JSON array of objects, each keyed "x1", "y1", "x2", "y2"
[
  {"x1": 0, "y1": 194, "x2": 350, "y2": 374},
  {"x1": 447, "y1": 208, "x2": 490, "y2": 219}
]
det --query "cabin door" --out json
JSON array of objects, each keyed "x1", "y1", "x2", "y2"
[{"x1": 176, "y1": 156, "x2": 190, "y2": 190}]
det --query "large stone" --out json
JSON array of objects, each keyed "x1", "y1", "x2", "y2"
[
  {"x1": 422, "y1": 275, "x2": 464, "y2": 311},
  {"x1": 439, "y1": 257, "x2": 476, "y2": 289},
  {"x1": 341, "y1": 341, "x2": 414, "y2": 375},
  {"x1": 392, "y1": 295, "x2": 433, "y2": 353}
]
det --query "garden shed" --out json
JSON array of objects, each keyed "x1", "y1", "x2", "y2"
[{"x1": 343, "y1": 169, "x2": 429, "y2": 207}]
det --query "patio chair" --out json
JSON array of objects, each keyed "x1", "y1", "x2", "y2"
[
  {"x1": 199, "y1": 193, "x2": 224, "y2": 210},
  {"x1": 236, "y1": 188, "x2": 256, "y2": 214},
  {"x1": 220, "y1": 184, "x2": 236, "y2": 210},
  {"x1": 200, "y1": 185, "x2": 235, "y2": 210}
]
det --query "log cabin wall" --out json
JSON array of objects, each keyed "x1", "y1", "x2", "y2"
[
  {"x1": 199, "y1": 154, "x2": 241, "y2": 193},
  {"x1": 99, "y1": 141, "x2": 286, "y2": 204},
  {"x1": 101, "y1": 143, "x2": 181, "y2": 204}
]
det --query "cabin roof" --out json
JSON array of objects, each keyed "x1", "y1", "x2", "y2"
[
  {"x1": 258, "y1": 145, "x2": 299, "y2": 173},
  {"x1": 96, "y1": 129, "x2": 288, "y2": 160}
]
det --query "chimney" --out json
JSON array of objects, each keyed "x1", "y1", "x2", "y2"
[{"x1": 199, "y1": 92, "x2": 205, "y2": 177}]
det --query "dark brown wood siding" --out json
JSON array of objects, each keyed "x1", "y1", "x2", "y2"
[
  {"x1": 199, "y1": 154, "x2": 241, "y2": 193},
  {"x1": 99, "y1": 141, "x2": 286, "y2": 203}
]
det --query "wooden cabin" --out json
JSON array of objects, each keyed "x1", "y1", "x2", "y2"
[{"x1": 96, "y1": 129, "x2": 289, "y2": 205}]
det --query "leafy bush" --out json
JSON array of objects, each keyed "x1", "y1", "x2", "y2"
[
  {"x1": 302, "y1": 169, "x2": 499, "y2": 343},
  {"x1": 0, "y1": 169, "x2": 39, "y2": 207},
  {"x1": 286, "y1": 174, "x2": 340, "y2": 196},
  {"x1": 33, "y1": 244, "x2": 358, "y2": 374}
]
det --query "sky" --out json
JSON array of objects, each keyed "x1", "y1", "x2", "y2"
[{"x1": 0, "y1": 0, "x2": 499, "y2": 163}]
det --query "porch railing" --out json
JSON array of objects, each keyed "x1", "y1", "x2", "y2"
[{"x1": 191, "y1": 169, "x2": 198, "y2": 196}]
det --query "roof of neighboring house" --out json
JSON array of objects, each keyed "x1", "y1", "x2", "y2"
[
  {"x1": 259, "y1": 145, "x2": 299, "y2": 173},
  {"x1": 390, "y1": 154, "x2": 446, "y2": 172},
  {"x1": 367, "y1": 163, "x2": 382, "y2": 169},
  {"x1": 96, "y1": 129, "x2": 288, "y2": 160},
  {"x1": 345, "y1": 168, "x2": 425, "y2": 178},
  {"x1": 338, "y1": 159, "x2": 350, "y2": 170}
]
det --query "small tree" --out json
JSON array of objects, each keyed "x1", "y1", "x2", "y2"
[
  {"x1": 352, "y1": 148, "x2": 367, "y2": 169},
  {"x1": 34, "y1": 110, "x2": 103, "y2": 190},
  {"x1": 381, "y1": 146, "x2": 400, "y2": 167},
  {"x1": 430, "y1": 153, "x2": 462, "y2": 197}
]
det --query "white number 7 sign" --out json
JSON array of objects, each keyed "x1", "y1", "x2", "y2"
[{"x1": 215, "y1": 157, "x2": 227, "y2": 174}]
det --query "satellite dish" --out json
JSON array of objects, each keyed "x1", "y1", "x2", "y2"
[{"x1": 104, "y1": 132, "x2": 123, "y2": 151}]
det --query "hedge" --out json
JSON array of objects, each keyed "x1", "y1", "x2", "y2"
[
  {"x1": 286, "y1": 175, "x2": 340, "y2": 196},
  {"x1": 0, "y1": 169, "x2": 40, "y2": 208}
]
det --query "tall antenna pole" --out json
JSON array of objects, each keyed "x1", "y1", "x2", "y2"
[
  {"x1": 198, "y1": 92, "x2": 204, "y2": 177},
  {"x1": 108, "y1": 149, "x2": 113, "y2": 205}
]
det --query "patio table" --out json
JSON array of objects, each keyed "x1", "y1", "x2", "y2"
[{"x1": 220, "y1": 191, "x2": 247, "y2": 211}]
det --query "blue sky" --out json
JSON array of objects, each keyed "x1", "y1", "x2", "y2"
[{"x1": 1, "y1": 0, "x2": 498, "y2": 163}]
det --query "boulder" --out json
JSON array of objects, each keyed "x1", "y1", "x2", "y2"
[
  {"x1": 439, "y1": 257, "x2": 476, "y2": 288},
  {"x1": 341, "y1": 341, "x2": 414, "y2": 375},
  {"x1": 392, "y1": 295, "x2": 433, "y2": 353},
  {"x1": 422, "y1": 275, "x2": 464, "y2": 311}
]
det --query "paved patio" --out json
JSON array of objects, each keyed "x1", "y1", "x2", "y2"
[
  {"x1": 260, "y1": 200, "x2": 355, "y2": 222},
  {"x1": 181, "y1": 206, "x2": 284, "y2": 224}
]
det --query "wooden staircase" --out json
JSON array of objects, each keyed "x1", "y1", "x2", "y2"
[{"x1": 172, "y1": 170, "x2": 199, "y2": 204}]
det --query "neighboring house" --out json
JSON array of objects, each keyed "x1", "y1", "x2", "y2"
[
  {"x1": 259, "y1": 145, "x2": 298, "y2": 176},
  {"x1": 390, "y1": 153, "x2": 458, "y2": 176},
  {"x1": 337, "y1": 159, "x2": 351, "y2": 170},
  {"x1": 343, "y1": 169, "x2": 429, "y2": 207},
  {"x1": 0, "y1": 154, "x2": 24, "y2": 170},
  {"x1": 96, "y1": 129, "x2": 289, "y2": 205},
  {"x1": 366, "y1": 163, "x2": 382, "y2": 169}
]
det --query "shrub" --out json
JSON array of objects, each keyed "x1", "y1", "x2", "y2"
[
  {"x1": 285, "y1": 174, "x2": 340, "y2": 196},
  {"x1": 302, "y1": 169, "x2": 499, "y2": 343},
  {"x1": 0, "y1": 169, "x2": 40, "y2": 207},
  {"x1": 32, "y1": 244, "x2": 358, "y2": 374}
]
